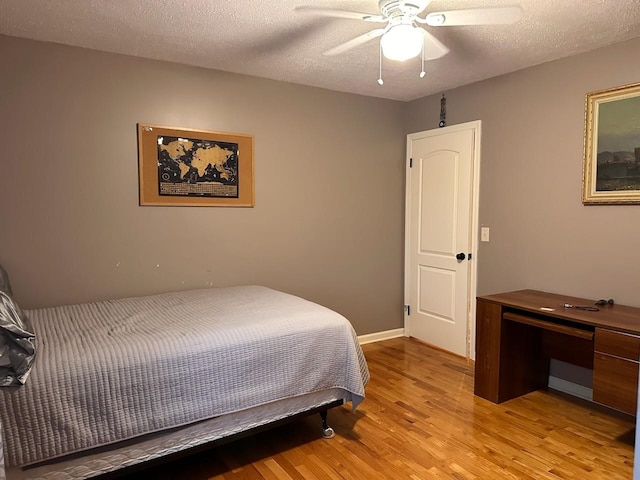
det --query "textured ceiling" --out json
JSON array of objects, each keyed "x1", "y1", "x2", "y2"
[{"x1": 1, "y1": 0, "x2": 640, "y2": 102}]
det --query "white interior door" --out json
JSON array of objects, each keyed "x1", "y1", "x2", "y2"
[{"x1": 404, "y1": 122, "x2": 480, "y2": 357}]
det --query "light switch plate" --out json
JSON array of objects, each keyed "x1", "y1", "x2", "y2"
[{"x1": 481, "y1": 227, "x2": 490, "y2": 242}]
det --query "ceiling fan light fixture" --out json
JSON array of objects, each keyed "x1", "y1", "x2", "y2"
[{"x1": 380, "y1": 24, "x2": 423, "y2": 61}]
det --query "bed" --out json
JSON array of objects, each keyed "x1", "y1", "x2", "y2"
[{"x1": 0, "y1": 268, "x2": 369, "y2": 480}]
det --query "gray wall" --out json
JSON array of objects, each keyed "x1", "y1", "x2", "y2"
[
  {"x1": 3, "y1": 32, "x2": 639, "y2": 339},
  {"x1": 406, "y1": 37, "x2": 640, "y2": 307},
  {"x1": 0, "y1": 35, "x2": 406, "y2": 335}
]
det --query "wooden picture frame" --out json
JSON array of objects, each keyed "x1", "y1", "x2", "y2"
[
  {"x1": 137, "y1": 124, "x2": 254, "y2": 207},
  {"x1": 583, "y1": 82, "x2": 640, "y2": 205}
]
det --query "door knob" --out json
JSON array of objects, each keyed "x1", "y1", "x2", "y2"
[{"x1": 456, "y1": 252, "x2": 466, "y2": 261}]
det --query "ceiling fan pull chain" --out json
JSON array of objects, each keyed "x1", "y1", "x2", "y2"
[
  {"x1": 419, "y1": 38, "x2": 426, "y2": 78},
  {"x1": 378, "y1": 43, "x2": 384, "y2": 85}
]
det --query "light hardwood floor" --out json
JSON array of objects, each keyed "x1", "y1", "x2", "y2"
[{"x1": 122, "y1": 337, "x2": 635, "y2": 479}]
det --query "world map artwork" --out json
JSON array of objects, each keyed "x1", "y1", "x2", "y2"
[{"x1": 157, "y1": 135, "x2": 239, "y2": 198}]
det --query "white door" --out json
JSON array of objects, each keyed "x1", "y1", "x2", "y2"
[{"x1": 404, "y1": 122, "x2": 480, "y2": 357}]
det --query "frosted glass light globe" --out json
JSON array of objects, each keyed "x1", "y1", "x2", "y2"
[{"x1": 380, "y1": 25, "x2": 423, "y2": 61}]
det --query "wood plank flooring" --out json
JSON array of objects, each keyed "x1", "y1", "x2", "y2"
[{"x1": 121, "y1": 338, "x2": 635, "y2": 479}]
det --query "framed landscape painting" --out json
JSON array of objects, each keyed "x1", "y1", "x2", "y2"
[
  {"x1": 138, "y1": 124, "x2": 254, "y2": 207},
  {"x1": 583, "y1": 82, "x2": 640, "y2": 204}
]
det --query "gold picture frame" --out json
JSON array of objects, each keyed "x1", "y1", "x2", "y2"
[
  {"x1": 138, "y1": 123, "x2": 254, "y2": 207},
  {"x1": 583, "y1": 82, "x2": 640, "y2": 205}
]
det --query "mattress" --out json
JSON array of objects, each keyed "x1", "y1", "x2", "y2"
[{"x1": 0, "y1": 286, "x2": 369, "y2": 473}]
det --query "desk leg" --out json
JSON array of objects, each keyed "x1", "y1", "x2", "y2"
[
  {"x1": 474, "y1": 300, "x2": 503, "y2": 402},
  {"x1": 475, "y1": 299, "x2": 548, "y2": 403}
]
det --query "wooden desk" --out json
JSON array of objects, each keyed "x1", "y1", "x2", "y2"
[{"x1": 474, "y1": 289, "x2": 640, "y2": 415}]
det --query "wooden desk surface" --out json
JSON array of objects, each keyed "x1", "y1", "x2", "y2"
[{"x1": 478, "y1": 289, "x2": 640, "y2": 335}]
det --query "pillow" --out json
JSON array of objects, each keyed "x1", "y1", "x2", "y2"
[
  {"x1": 0, "y1": 290, "x2": 36, "y2": 387},
  {"x1": 0, "y1": 262, "x2": 28, "y2": 335},
  {"x1": 0, "y1": 263, "x2": 13, "y2": 297}
]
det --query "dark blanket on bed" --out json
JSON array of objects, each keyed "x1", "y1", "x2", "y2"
[{"x1": 0, "y1": 292, "x2": 36, "y2": 387}]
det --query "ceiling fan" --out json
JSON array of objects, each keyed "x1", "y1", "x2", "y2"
[{"x1": 296, "y1": 0, "x2": 522, "y2": 82}]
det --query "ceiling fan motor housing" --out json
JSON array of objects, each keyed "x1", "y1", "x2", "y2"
[{"x1": 378, "y1": 0, "x2": 429, "y2": 18}]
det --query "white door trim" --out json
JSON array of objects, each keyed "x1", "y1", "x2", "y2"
[{"x1": 403, "y1": 120, "x2": 482, "y2": 360}]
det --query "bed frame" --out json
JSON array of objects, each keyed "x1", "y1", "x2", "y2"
[
  {"x1": 7, "y1": 388, "x2": 351, "y2": 480},
  {"x1": 98, "y1": 400, "x2": 342, "y2": 479}
]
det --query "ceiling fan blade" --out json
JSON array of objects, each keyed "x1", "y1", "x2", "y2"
[
  {"x1": 421, "y1": 29, "x2": 449, "y2": 60},
  {"x1": 294, "y1": 6, "x2": 385, "y2": 23},
  {"x1": 421, "y1": 6, "x2": 523, "y2": 26},
  {"x1": 323, "y1": 28, "x2": 387, "y2": 56},
  {"x1": 322, "y1": 28, "x2": 388, "y2": 56}
]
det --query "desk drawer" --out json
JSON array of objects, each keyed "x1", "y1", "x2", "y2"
[
  {"x1": 595, "y1": 328, "x2": 640, "y2": 360},
  {"x1": 593, "y1": 352, "x2": 639, "y2": 415}
]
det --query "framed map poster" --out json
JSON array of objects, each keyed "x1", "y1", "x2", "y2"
[{"x1": 137, "y1": 124, "x2": 254, "y2": 207}]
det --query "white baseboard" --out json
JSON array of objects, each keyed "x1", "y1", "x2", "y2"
[
  {"x1": 548, "y1": 376, "x2": 593, "y2": 402},
  {"x1": 358, "y1": 328, "x2": 405, "y2": 345}
]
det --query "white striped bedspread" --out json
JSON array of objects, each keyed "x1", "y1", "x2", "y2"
[{"x1": 0, "y1": 286, "x2": 369, "y2": 469}]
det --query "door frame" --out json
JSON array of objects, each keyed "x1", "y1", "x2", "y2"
[{"x1": 403, "y1": 120, "x2": 482, "y2": 360}]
